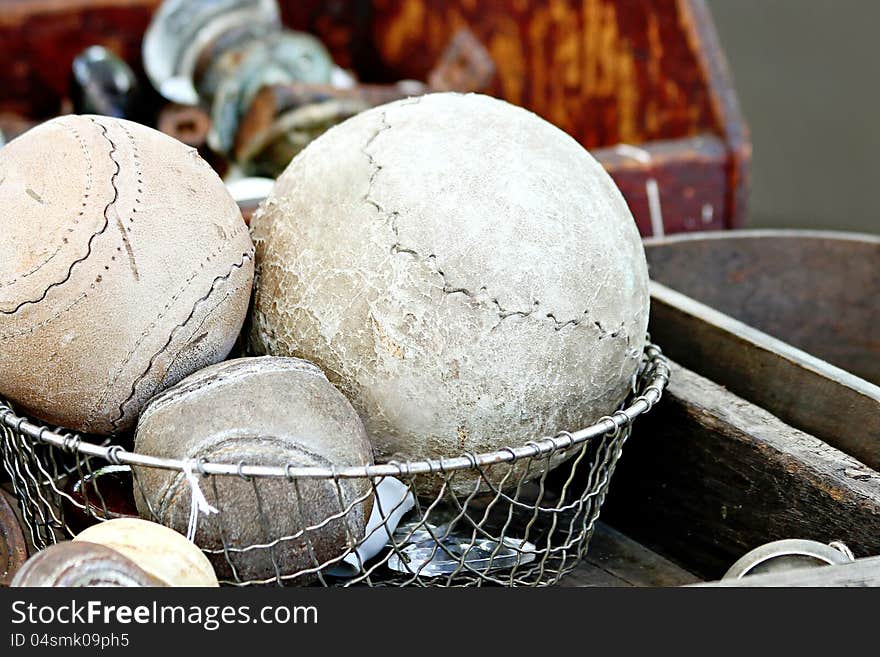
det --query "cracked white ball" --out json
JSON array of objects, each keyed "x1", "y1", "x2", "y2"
[
  {"x1": 0, "y1": 115, "x2": 254, "y2": 434},
  {"x1": 250, "y1": 93, "x2": 649, "y2": 492}
]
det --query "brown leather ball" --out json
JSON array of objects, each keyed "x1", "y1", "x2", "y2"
[{"x1": 132, "y1": 357, "x2": 375, "y2": 584}]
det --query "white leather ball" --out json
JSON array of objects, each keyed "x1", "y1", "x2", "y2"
[{"x1": 250, "y1": 93, "x2": 649, "y2": 491}]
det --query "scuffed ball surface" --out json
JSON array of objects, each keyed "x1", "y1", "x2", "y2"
[
  {"x1": 250, "y1": 93, "x2": 649, "y2": 483},
  {"x1": 0, "y1": 115, "x2": 254, "y2": 433}
]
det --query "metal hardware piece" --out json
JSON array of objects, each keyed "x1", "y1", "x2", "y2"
[{"x1": 723, "y1": 538, "x2": 855, "y2": 580}]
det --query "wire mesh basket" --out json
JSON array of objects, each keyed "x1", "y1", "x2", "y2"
[{"x1": 0, "y1": 341, "x2": 668, "y2": 587}]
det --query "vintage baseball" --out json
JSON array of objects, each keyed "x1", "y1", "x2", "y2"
[
  {"x1": 132, "y1": 356, "x2": 375, "y2": 583},
  {"x1": 74, "y1": 517, "x2": 218, "y2": 586},
  {"x1": 250, "y1": 92, "x2": 650, "y2": 490},
  {"x1": 0, "y1": 115, "x2": 254, "y2": 434}
]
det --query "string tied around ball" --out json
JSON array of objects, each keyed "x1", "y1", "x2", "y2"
[{"x1": 182, "y1": 459, "x2": 218, "y2": 542}]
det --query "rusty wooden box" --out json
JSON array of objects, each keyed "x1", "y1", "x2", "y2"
[{"x1": 0, "y1": 0, "x2": 749, "y2": 237}]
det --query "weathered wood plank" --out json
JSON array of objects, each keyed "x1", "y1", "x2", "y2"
[
  {"x1": 648, "y1": 281, "x2": 880, "y2": 473},
  {"x1": 585, "y1": 522, "x2": 699, "y2": 586},
  {"x1": 645, "y1": 230, "x2": 880, "y2": 386},
  {"x1": 694, "y1": 555, "x2": 880, "y2": 587},
  {"x1": 602, "y1": 361, "x2": 880, "y2": 580},
  {"x1": 561, "y1": 522, "x2": 699, "y2": 587},
  {"x1": 560, "y1": 561, "x2": 632, "y2": 587}
]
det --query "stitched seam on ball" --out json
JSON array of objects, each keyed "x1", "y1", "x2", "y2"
[
  {"x1": 139, "y1": 359, "x2": 327, "y2": 424},
  {"x1": 2, "y1": 244, "x2": 63, "y2": 289},
  {"x1": 360, "y1": 106, "x2": 626, "y2": 338},
  {"x1": 93, "y1": 222, "x2": 251, "y2": 416},
  {"x1": 0, "y1": 118, "x2": 116, "y2": 314},
  {"x1": 116, "y1": 122, "x2": 144, "y2": 281},
  {"x1": 155, "y1": 284, "x2": 236, "y2": 395},
  {"x1": 155, "y1": 439, "x2": 336, "y2": 517},
  {"x1": 0, "y1": 121, "x2": 93, "y2": 289},
  {"x1": 0, "y1": 293, "x2": 88, "y2": 341},
  {"x1": 107, "y1": 250, "x2": 254, "y2": 431}
]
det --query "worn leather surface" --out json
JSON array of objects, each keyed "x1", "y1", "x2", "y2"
[
  {"x1": 0, "y1": 115, "x2": 254, "y2": 434},
  {"x1": 250, "y1": 93, "x2": 649, "y2": 492},
  {"x1": 133, "y1": 356, "x2": 374, "y2": 584},
  {"x1": 75, "y1": 518, "x2": 218, "y2": 586}
]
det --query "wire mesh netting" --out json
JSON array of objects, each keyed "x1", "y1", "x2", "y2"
[{"x1": 0, "y1": 342, "x2": 668, "y2": 587}]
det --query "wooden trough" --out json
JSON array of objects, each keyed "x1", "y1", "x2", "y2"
[{"x1": 597, "y1": 230, "x2": 880, "y2": 585}]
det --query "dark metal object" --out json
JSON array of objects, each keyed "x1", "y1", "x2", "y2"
[
  {"x1": 146, "y1": 0, "x2": 340, "y2": 161},
  {"x1": 143, "y1": 0, "x2": 282, "y2": 105},
  {"x1": 62, "y1": 465, "x2": 139, "y2": 533},
  {"x1": 157, "y1": 103, "x2": 212, "y2": 148},
  {"x1": 232, "y1": 80, "x2": 419, "y2": 173},
  {"x1": 70, "y1": 46, "x2": 139, "y2": 119},
  {"x1": 236, "y1": 97, "x2": 369, "y2": 176},
  {"x1": 233, "y1": 27, "x2": 494, "y2": 177},
  {"x1": 0, "y1": 489, "x2": 28, "y2": 586},
  {"x1": 10, "y1": 541, "x2": 165, "y2": 587},
  {"x1": 207, "y1": 30, "x2": 335, "y2": 155}
]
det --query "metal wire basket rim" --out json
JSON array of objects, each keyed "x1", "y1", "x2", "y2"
[{"x1": 0, "y1": 344, "x2": 667, "y2": 480}]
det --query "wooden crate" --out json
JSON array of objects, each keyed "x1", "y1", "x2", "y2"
[
  {"x1": 0, "y1": 0, "x2": 750, "y2": 237},
  {"x1": 592, "y1": 230, "x2": 880, "y2": 585},
  {"x1": 646, "y1": 230, "x2": 880, "y2": 471},
  {"x1": 601, "y1": 360, "x2": 880, "y2": 581}
]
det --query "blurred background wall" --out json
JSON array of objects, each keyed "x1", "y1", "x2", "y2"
[{"x1": 708, "y1": 0, "x2": 880, "y2": 234}]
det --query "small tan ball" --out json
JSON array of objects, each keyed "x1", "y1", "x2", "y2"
[
  {"x1": 0, "y1": 115, "x2": 254, "y2": 434},
  {"x1": 11, "y1": 541, "x2": 167, "y2": 587},
  {"x1": 75, "y1": 518, "x2": 218, "y2": 587}
]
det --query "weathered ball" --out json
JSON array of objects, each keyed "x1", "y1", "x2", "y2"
[
  {"x1": 0, "y1": 115, "x2": 254, "y2": 434},
  {"x1": 75, "y1": 518, "x2": 218, "y2": 586},
  {"x1": 249, "y1": 93, "x2": 649, "y2": 491},
  {"x1": 11, "y1": 541, "x2": 167, "y2": 587},
  {"x1": 132, "y1": 356, "x2": 374, "y2": 584}
]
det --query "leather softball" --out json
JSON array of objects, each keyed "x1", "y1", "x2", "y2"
[
  {"x1": 75, "y1": 518, "x2": 218, "y2": 586},
  {"x1": 11, "y1": 541, "x2": 167, "y2": 587},
  {"x1": 132, "y1": 356, "x2": 375, "y2": 584},
  {"x1": 0, "y1": 115, "x2": 254, "y2": 434}
]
